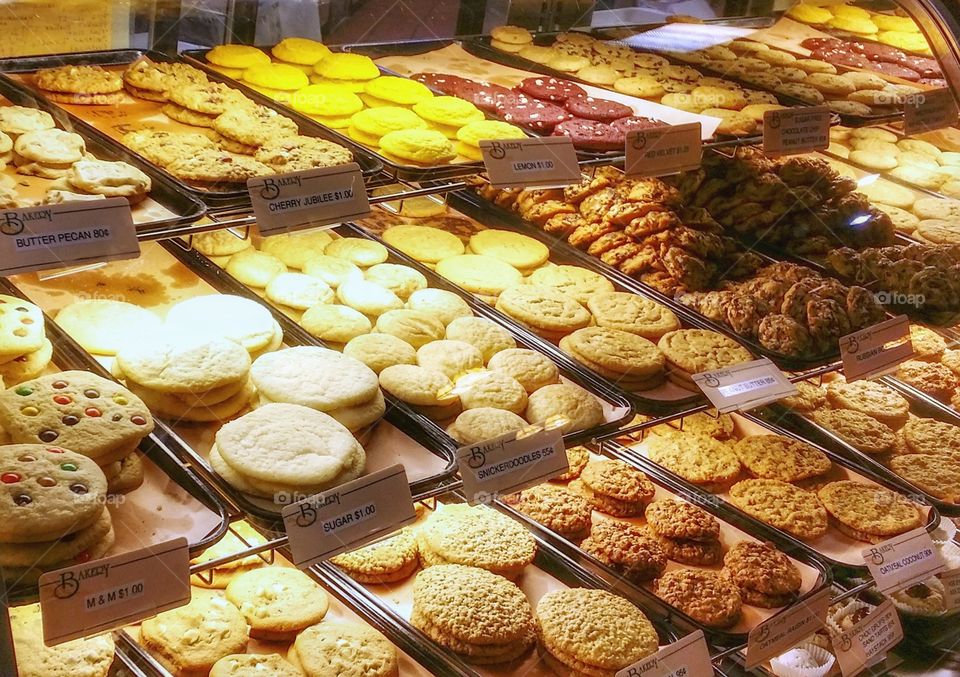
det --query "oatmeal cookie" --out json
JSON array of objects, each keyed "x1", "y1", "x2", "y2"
[
  {"x1": 553, "y1": 444, "x2": 589, "y2": 482},
  {"x1": 890, "y1": 454, "x2": 960, "y2": 503},
  {"x1": 729, "y1": 479, "x2": 828, "y2": 540},
  {"x1": 817, "y1": 480, "x2": 922, "y2": 543},
  {"x1": 514, "y1": 483, "x2": 592, "y2": 541},
  {"x1": 654, "y1": 569, "x2": 742, "y2": 628},
  {"x1": 575, "y1": 459, "x2": 656, "y2": 516},
  {"x1": 826, "y1": 380, "x2": 910, "y2": 428},
  {"x1": 723, "y1": 541, "x2": 802, "y2": 608},
  {"x1": 732, "y1": 435, "x2": 832, "y2": 482},
  {"x1": 651, "y1": 530, "x2": 723, "y2": 566},
  {"x1": 581, "y1": 519, "x2": 667, "y2": 582},
  {"x1": 811, "y1": 409, "x2": 895, "y2": 454},
  {"x1": 645, "y1": 499, "x2": 720, "y2": 541}
]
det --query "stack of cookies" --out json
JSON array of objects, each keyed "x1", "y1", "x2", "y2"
[
  {"x1": 210, "y1": 402, "x2": 365, "y2": 501},
  {"x1": 581, "y1": 519, "x2": 667, "y2": 582},
  {"x1": 10, "y1": 604, "x2": 115, "y2": 677},
  {"x1": 645, "y1": 499, "x2": 723, "y2": 566},
  {"x1": 330, "y1": 527, "x2": 420, "y2": 583},
  {"x1": 654, "y1": 569, "x2": 743, "y2": 628},
  {"x1": 225, "y1": 567, "x2": 329, "y2": 640},
  {"x1": 0, "y1": 295, "x2": 52, "y2": 387},
  {"x1": 0, "y1": 371, "x2": 154, "y2": 495},
  {"x1": 571, "y1": 459, "x2": 656, "y2": 516},
  {"x1": 658, "y1": 329, "x2": 753, "y2": 391},
  {"x1": 13, "y1": 128, "x2": 86, "y2": 179},
  {"x1": 250, "y1": 346, "x2": 385, "y2": 435},
  {"x1": 817, "y1": 480, "x2": 922, "y2": 543},
  {"x1": 411, "y1": 563, "x2": 536, "y2": 664},
  {"x1": 34, "y1": 65, "x2": 123, "y2": 105},
  {"x1": 165, "y1": 294, "x2": 284, "y2": 360},
  {"x1": 535, "y1": 588, "x2": 660, "y2": 674},
  {"x1": 512, "y1": 483, "x2": 592, "y2": 542},
  {"x1": 0, "y1": 444, "x2": 114, "y2": 586},
  {"x1": 113, "y1": 332, "x2": 255, "y2": 423},
  {"x1": 723, "y1": 542, "x2": 803, "y2": 608},
  {"x1": 560, "y1": 326, "x2": 665, "y2": 389},
  {"x1": 122, "y1": 59, "x2": 208, "y2": 102},
  {"x1": 417, "y1": 504, "x2": 537, "y2": 579}
]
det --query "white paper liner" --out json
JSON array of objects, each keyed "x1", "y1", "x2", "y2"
[
  {"x1": 931, "y1": 517, "x2": 957, "y2": 545},
  {"x1": 770, "y1": 642, "x2": 835, "y2": 677},
  {"x1": 826, "y1": 599, "x2": 873, "y2": 636},
  {"x1": 889, "y1": 576, "x2": 948, "y2": 617}
]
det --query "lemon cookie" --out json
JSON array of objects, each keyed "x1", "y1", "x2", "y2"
[
  {"x1": 272, "y1": 37, "x2": 330, "y2": 66},
  {"x1": 207, "y1": 44, "x2": 270, "y2": 70}
]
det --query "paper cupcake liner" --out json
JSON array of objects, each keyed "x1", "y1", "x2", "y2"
[
  {"x1": 770, "y1": 643, "x2": 836, "y2": 677},
  {"x1": 826, "y1": 599, "x2": 873, "y2": 636}
]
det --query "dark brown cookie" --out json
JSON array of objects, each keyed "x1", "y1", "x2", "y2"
[
  {"x1": 516, "y1": 76, "x2": 586, "y2": 102},
  {"x1": 564, "y1": 96, "x2": 632, "y2": 122},
  {"x1": 496, "y1": 96, "x2": 570, "y2": 132},
  {"x1": 412, "y1": 72, "x2": 470, "y2": 95},
  {"x1": 552, "y1": 118, "x2": 621, "y2": 151}
]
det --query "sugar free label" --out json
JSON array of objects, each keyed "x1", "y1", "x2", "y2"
[
  {"x1": 480, "y1": 137, "x2": 581, "y2": 189},
  {"x1": 624, "y1": 122, "x2": 702, "y2": 178},
  {"x1": 905, "y1": 88, "x2": 959, "y2": 136},
  {"x1": 692, "y1": 357, "x2": 797, "y2": 413},
  {"x1": 862, "y1": 526, "x2": 945, "y2": 594},
  {"x1": 248, "y1": 163, "x2": 371, "y2": 236},
  {"x1": 0, "y1": 197, "x2": 139, "y2": 276},
  {"x1": 615, "y1": 630, "x2": 713, "y2": 677},
  {"x1": 458, "y1": 426, "x2": 568, "y2": 505},
  {"x1": 840, "y1": 315, "x2": 913, "y2": 382},
  {"x1": 39, "y1": 538, "x2": 190, "y2": 646},
  {"x1": 745, "y1": 587, "x2": 830, "y2": 670},
  {"x1": 282, "y1": 464, "x2": 417, "y2": 568},
  {"x1": 763, "y1": 106, "x2": 830, "y2": 157},
  {"x1": 832, "y1": 600, "x2": 903, "y2": 677}
]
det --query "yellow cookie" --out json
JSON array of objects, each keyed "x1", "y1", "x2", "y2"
[
  {"x1": 413, "y1": 96, "x2": 485, "y2": 128},
  {"x1": 351, "y1": 106, "x2": 426, "y2": 138},
  {"x1": 314, "y1": 53, "x2": 380, "y2": 81},
  {"x1": 309, "y1": 75, "x2": 369, "y2": 93},
  {"x1": 272, "y1": 37, "x2": 331, "y2": 66},
  {"x1": 379, "y1": 129, "x2": 456, "y2": 165},
  {"x1": 242, "y1": 62, "x2": 309, "y2": 91},
  {"x1": 785, "y1": 4, "x2": 833, "y2": 23},
  {"x1": 207, "y1": 44, "x2": 270, "y2": 70},
  {"x1": 364, "y1": 76, "x2": 434, "y2": 106},
  {"x1": 291, "y1": 84, "x2": 363, "y2": 116},
  {"x1": 456, "y1": 120, "x2": 526, "y2": 147}
]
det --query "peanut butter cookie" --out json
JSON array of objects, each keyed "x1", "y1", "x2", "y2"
[
  {"x1": 812, "y1": 409, "x2": 895, "y2": 454},
  {"x1": 729, "y1": 479, "x2": 828, "y2": 540},
  {"x1": 826, "y1": 380, "x2": 910, "y2": 429},
  {"x1": 646, "y1": 433, "x2": 742, "y2": 491}
]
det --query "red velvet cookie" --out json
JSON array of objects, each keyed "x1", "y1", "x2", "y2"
[
  {"x1": 870, "y1": 61, "x2": 921, "y2": 81},
  {"x1": 565, "y1": 96, "x2": 633, "y2": 122},
  {"x1": 411, "y1": 72, "x2": 469, "y2": 95},
  {"x1": 801, "y1": 37, "x2": 842, "y2": 51},
  {"x1": 552, "y1": 117, "x2": 621, "y2": 151},
  {"x1": 610, "y1": 115, "x2": 663, "y2": 136},
  {"x1": 455, "y1": 80, "x2": 514, "y2": 112},
  {"x1": 516, "y1": 76, "x2": 586, "y2": 102},
  {"x1": 496, "y1": 96, "x2": 570, "y2": 132}
]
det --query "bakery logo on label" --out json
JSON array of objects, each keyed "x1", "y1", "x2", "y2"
[
  {"x1": 486, "y1": 140, "x2": 523, "y2": 160},
  {"x1": 258, "y1": 174, "x2": 303, "y2": 200},
  {"x1": 53, "y1": 563, "x2": 111, "y2": 599}
]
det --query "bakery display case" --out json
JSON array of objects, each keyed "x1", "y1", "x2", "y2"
[{"x1": 4, "y1": 0, "x2": 960, "y2": 675}]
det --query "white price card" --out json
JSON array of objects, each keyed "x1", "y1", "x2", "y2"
[
  {"x1": 615, "y1": 630, "x2": 713, "y2": 677},
  {"x1": 0, "y1": 197, "x2": 139, "y2": 276},
  {"x1": 938, "y1": 566, "x2": 960, "y2": 611},
  {"x1": 480, "y1": 137, "x2": 581, "y2": 189},
  {"x1": 692, "y1": 357, "x2": 797, "y2": 414},
  {"x1": 624, "y1": 122, "x2": 702, "y2": 178},
  {"x1": 745, "y1": 587, "x2": 830, "y2": 670},
  {"x1": 832, "y1": 600, "x2": 903, "y2": 677},
  {"x1": 282, "y1": 464, "x2": 417, "y2": 568},
  {"x1": 247, "y1": 163, "x2": 371, "y2": 236},
  {"x1": 862, "y1": 526, "x2": 945, "y2": 594},
  {"x1": 904, "y1": 88, "x2": 959, "y2": 136},
  {"x1": 840, "y1": 315, "x2": 913, "y2": 383},
  {"x1": 457, "y1": 426, "x2": 568, "y2": 505},
  {"x1": 39, "y1": 538, "x2": 190, "y2": 646},
  {"x1": 763, "y1": 106, "x2": 831, "y2": 157}
]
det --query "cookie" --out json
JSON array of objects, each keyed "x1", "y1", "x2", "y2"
[
  {"x1": 326, "y1": 237, "x2": 388, "y2": 268},
  {"x1": 645, "y1": 499, "x2": 720, "y2": 542},
  {"x1": 35, "y1": 65, "x2": 122, "y2": 95},
  {"x1": 343, "y1": 334, "x2": 416, "y2": 374},
  {"x1": 826, "y1": 380, "x2": 910, "y2": 428},
  {"x1": 116, "y1": 332, "x2": 250, "y2": 394},
  {"x1": 0, "y1": 339, "x2": 53, "y2": 386},
  {"x1": 496, "y1": 285, "x2": 591, "y2": 339},
  {"x1": 379, "y1": 364, "x2": 457, "y2": 409},
  {"x1": 553, "y1": 444, "x2": 589, "y2": 482},
  {"x1": 210, "y1": 654, "x2": 301, "y2": 677},
  {"x1": 896, "y1": 360, "x2": 958, "y2": 402},
  {"x1": 576, "y1": 459, "x2": 655, "y2": 516},
  {"x1": 14, "y1": 129, "x2": 85, "y2": 166},
  {"x1": 107, "y1": 452, "x2": 144, "y2": 495},
  {"x1": 729, "y1": 479, "x2": 828, "y2": 540},
  {"x1": 552, "y1": 118, "x2": 622, "y2": 151},
  {"x1": 487, "y1": 348, "x2": 559, "y2": 393},
  {"x1": 585, "y1": 292, "x2": 679, "y2": 340},
  {"x1": 653, "y1": 411, "x2": 734, "y2": 441},
  {"x1": 290, "y1": 621, "x2": 399, "y2": 677},
  {"x1": 405, "y1": 288, "x2": 473, "y2": 326},
  {"x1": 890, "y1": 454, "x2": 960, "y2": 503},
  {"x1": 650, "y1": 530, "x2": 723, "y2": 566},
  {"x1": 416, "y1": 340, "x2": 484, "y2": 380},
  {"x1": 302, "y1": 255, "x2": 363, "y2": 288},
  {"x1": 299, "y1": 304, "x2": 370, "y2": 346},
  {"x1": 10, "y1": 604, "x2": 115, "y2": 677},
  {"x1": 646, "y1": 433, "x2": 741, "y2": 491},
  {"x1": 206, "y1": 44, "x2": 270, "y2": 70},
  {"x1": 364, "y1": 263, "x2": 427, "y2": 301},
  {"x1": 265, "y1": 272, "x2": 334, "y2": 310},
  {"x1": 513, "y1": 483, "x2": 592, "y2": 541},
  {"x1": 225, "y1": 567, "x2": 329, "y2": 640},
  {"x1": 902, "y1": 417, "x2": 960, "y2": 456},
  {"x1": 0, "y1": 372, "x2": 153, "y2": 466},
  {"x1": 733, "y1": 434, "x2": 832, "y2": 482},
  {"x1": 658, "y1": 329, "x2": 752, "y2": 389},
  {"x1": 169, "y1": 82, "x2": 250, "y2": 116},
  {"x1": 582, "y1": 519, "x2": 667, "y2": 581},
  {"x1": 411, "y1": 564, "x2": 535, "y2": 663},
  {"x1": 445, "y1": 316, "x2": 516, "y2": 362},
  {"x1": 376, "y1": 309, "x2": 446, "y2": 349},
  {"x1": 517, "y1": 76, "x2": 585, "y2": 103},
  {"x1": 496, "y1": 96, "x2": 570, "y2": 133},
  {"x1": 436, "y1": 254, "x2": 523, "y2": 296},
  {"x1": 491, "y1": 25, "x2": 533, "y2": 45},
  {"x1": 654, "y1": 569, "x2": 742, "y2": 628},
  {"x1": 382, "y1": 225, "x2": 465, "y2": 263},
  {"x1": 524, "y1": 383, "x2": 604, "y2": 434},
  {"x1": 250, "y1": 346, "x2": 379, "y2": 411},
  {"x1": 418, "y1": 504, "x2": 536, "y2": 578},
  {"x1": 337, "y1": 279, "x2": 404, "y2": 317},
  {"x1": 330, "y1": 527, "x2": 419, "y2": 583},
  {"x1": 535, "y1": 588, "x2": 658, "y2": 674},
  {"x1": 561, "y1": 326, "x2": 665, "y2": 388},
  {"x1": 724, "y1": 541, "x2": 801, "y2": 608},
  {"x1": 812, "y1": 408, "x2": 895, "y2": 454},
  {"x1": 0, "y1": 106, "x2": 54, "y2": 137},
  {"x1": 817, "y1": 480, "x2": 922, "y2": 543},
  {"x1": 447, "y1": 407, "x2": 527, "y2": 443},
  {"x1": 253, "y1": 135, "x2": 352, "y2": 172},
  {"x1": 140, "y1": 592, "x2": 248, "y2": 674}
]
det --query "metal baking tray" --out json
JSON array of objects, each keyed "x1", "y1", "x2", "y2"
[
  {"x1": 182, "y1": 42, "x2": 632, "y2": 179},
  {"x1": 0, "y1": 49, "x2": 383, "y2": 207},
  {"x1": 0, "y1": 279, "x2": 231, "y2": 605},
  {"x1": 355, "y1": 197, "x2": 707, "y2": 415},
  {"x1": 172, "y1": 224, "x2": 636, "y2": 448},
  {"x1": 882, "y1": 373, "x2": 960, "y2": 431},
  {"x1": 615, "y1": 410, "x2": 942, "y2": 575},
  {"x1": 494, "y1": 442, "x2": 832, "y2": 646},
  {"x1": 0, "y1": 73, "x2": 206, "y2": 229},
  {"x1": 453, "y1": 187, "x2": 841, "y2": 371},
  {"x1": 765, "y1": 381, "x2": 960, "y2": 517},
  {"x1": 585, "y1": 28, "x2": 905, "y2": 128},
  {"x1": 317, "y1": 489, "x2": 689, "y2": 676}
]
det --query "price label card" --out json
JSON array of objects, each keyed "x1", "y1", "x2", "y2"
[
  {"x1": 832, "y1": 600, "x2": 903, "y2": 677},
  {"x1": 905, "y1": 88, "x2": 959, "y2": 136},
  {"x1": 458, "y1": 426, "x2": 568, "y2": 505},
  {"x1": 939, "y1": 567, "x2": 960, "y2": 611},
  {"x1": 39, "y1": 538, "x2": 190, "y2": 646},
  {"x1": 763, "y1": 106, "x2": 831, "y2": 157},
  {"x1": 480, "y1": 137, "x2": 580, "y2": 189},
  {"x1": 745, "y1": 587, "x2": 830, "y2": 670},
  {"x1": 282, "y1": 464, "x2": 417, "y2": 568},
  {"x1": 0, "y1": 197, "x2": 139, "y2": 276},
  {"x1": 247, "y1": 163, "x2": 371, "y2": 236},
  {"x1": 615, "y1": 630, "x2": 713, "y2": 677},
  {"x1": 624, "y1": 122, "x2": 702, "y2": 178},
  {"x1": 692, "y1": 357, "x2": 797, "y2": 414},
  {"x1": 840, "y1": 315, "x2": 913, "y2": 383},
  {"x1": 863, "y1": 526, "x2": 945, "y2": 594}
]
